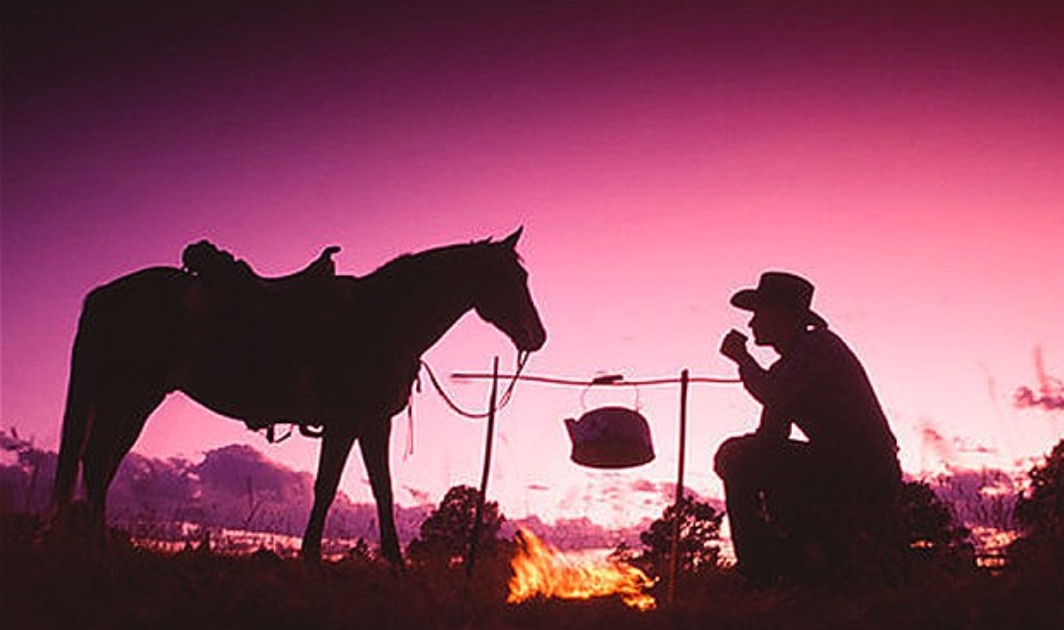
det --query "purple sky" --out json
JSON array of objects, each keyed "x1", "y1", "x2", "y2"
[{"x1": 3, "y1": 0, "x2": 1062, "y2": 527}]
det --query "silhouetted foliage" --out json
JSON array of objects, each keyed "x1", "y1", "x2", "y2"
[
  {"x1": 406, "y1": 484, "x2": 506, "y2": 566},
  {"x1": 1014, "y1": 439, "x2": 1064, "y2": 539},
  {"x1": 6, "y1": 504, "x2": 1064, "y2": 630},
  {"x1": 775, "y1": 480, "x2": 973, "y2": 583},
  {"x1": 613, "y1": 495, "x2": 722, "y2": 580},
  {"x1": 900, "y1": 480, "x2": 974, "y2": 564},
  {"x1": 342, "y1": 537, "x2": 377, "y2": 564},
  {"x1": 0, "y1": 428, "x2": 57, "y2": 513},
  {"x1": 1010, "y1": 439, "x2": 1064, "y2": 571}
]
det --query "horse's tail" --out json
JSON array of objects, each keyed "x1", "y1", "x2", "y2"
[
  {"x1": 51, "y1": 291, "x2": 104, "y2": 513},
  {"x1": 51, "y1": 267, "x2": 190, "y2": 517}
]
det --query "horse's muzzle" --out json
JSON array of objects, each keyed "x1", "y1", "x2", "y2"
[{"x1": 518, "y1": 323, "x2": 547, "y2": 352}]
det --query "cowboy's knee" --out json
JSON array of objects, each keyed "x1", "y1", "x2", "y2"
[{"x1": 714, "y1": 434, "x2": 756, "y2": 480}]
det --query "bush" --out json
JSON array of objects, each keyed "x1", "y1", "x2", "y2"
[
  {"x1": 612, "y1": 495, "x2": 723, "y2": 581},
  {"x1": 1010, "y1": 439, "x2": 1064, "y2": 572},
  {"x1": 406, "y1": 484, "x2": 507, "y2": 567},
  {"x1": 900, "y1": 480, "x2": 974, "y2": 565}
]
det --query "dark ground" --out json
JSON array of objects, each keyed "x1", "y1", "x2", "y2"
[{"x1": 2, "y1": 513, "x2": 1061, "y2": 630}]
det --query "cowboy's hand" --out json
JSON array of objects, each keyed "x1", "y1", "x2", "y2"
[{"x1": 720, "y1": 329, "x2": 749, "y2": 363}]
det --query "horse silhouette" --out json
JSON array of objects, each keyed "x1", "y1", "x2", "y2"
[{"x1": 51, "y1": 228, "x2": 546, "y2": 563}]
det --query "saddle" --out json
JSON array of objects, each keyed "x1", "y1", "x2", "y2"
[
  {"x1": 182, "y1": 240, "x2": 341, "y2": 294},
  {"x1": 180, "y1": 240, "x2": 346, "y2": 438}
]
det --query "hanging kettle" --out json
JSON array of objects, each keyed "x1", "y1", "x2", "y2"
[{"x1": 564, "y1": 406, "x2": 655, "y2": 469}]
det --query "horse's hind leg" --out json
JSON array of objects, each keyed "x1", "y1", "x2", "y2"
[{"x1": 81, "y1": 387, "x2": 165, "y2": 547}]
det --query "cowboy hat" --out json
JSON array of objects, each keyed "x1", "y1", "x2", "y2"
[{"x1": 730, "y1": 271, "x2": 828, "y2": 329}]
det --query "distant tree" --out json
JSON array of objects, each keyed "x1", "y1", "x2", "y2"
[
  {"x1": 1011, "y1": 439, "x2": 1064, "y2": 569},
  {"x1": 1014, "y1": 439, "x2": 1064, "y2": 539},
  {"x1": 0, "y1": 428, "x2": 57, "y2": 513},
  {"x1": 406, "y1": 484, "x2": 505, "y2": 566},
  {"x1": 613, "y1": 495, "x2": 723, "y2": 580}
]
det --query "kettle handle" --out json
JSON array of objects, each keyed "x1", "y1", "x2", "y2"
[{"x1": 580, "y1": 374, "x2": 642, "y2": 411}]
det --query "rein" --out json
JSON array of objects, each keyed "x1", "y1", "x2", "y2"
[{"x1": 420, "y1": 350, "x2": 530, "y2": 420}]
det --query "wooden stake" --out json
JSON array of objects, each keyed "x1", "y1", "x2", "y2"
[
  {"x1": 466, "y1": 356, "x2": 500, "y2": 579},
  {"x1": 668, "y1": 368, "x2": 690, "y2": 607}
]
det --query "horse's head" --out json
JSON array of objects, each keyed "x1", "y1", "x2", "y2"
[{"x1": 473, "y1": 228, "x2": 547, "y2": 353}]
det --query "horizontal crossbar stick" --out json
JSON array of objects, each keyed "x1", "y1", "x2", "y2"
[{"x1": 449, "y1": 372, "x2": 740, "y2": 387}]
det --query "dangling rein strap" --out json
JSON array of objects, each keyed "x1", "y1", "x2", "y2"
[
  {"x1": 420, "y1": 351, "x2": 530, "y2": 420},
  {"x1": 403, "y1": 351, "x2": 527, "y2": 459}
]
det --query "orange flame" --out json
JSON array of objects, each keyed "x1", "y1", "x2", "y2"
[{"x1": 507, "y1": 528, "x2": 656, "y2": 611}]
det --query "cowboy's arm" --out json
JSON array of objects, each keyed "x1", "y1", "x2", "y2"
[
  {"x1": 742, "y1": 363, "x2": 791, "y2": 441},
  {"x1": 751, "y1": 343, "x2": 824, "y2": 441},
  {"x1": 721, "y1": 330, "x2": 814, "y2": 440},
  {"x1": 749, "y1": 363, "x2": 805, "y2": 442},
  {"x1": 755, "y1": 407, "x2": 790, "y2": 442},
  {"x1": 721, "y1": 330, "x2": 773, "y2": 404}
]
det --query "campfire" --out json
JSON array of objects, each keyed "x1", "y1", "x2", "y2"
[{"x1": 507, "y1": 528, "x2": 657, "y2": 611}]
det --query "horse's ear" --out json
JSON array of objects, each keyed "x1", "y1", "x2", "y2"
[{"x1": 501, "y1": 227, "x2": 523, "y2": 249}]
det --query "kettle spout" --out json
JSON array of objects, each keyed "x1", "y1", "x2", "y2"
[{"x1": 564, "y1": 418, "x2": 581, "y2": 440}]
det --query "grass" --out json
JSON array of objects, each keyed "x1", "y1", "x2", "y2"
[{"x1": 2, "y1": 513, "x2": 1061, "y2": 630}]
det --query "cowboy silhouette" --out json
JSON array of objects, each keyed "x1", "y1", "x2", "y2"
[{"x1": 714, "y1": 272, "x2": 902, "y2": 585}]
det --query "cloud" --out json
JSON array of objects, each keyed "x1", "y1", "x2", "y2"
[
  {"x1": 195, "y1": 444, "x2": 313, "y2": 500},
  {"x1": 0, "y1": 431, "x2": 716, "y2": 550},
  {"x1": 403, "y1": 485, "x2": 433, "y2": 505},
  {"x1": 1014, "y1": 346, "x2": 1064, "y2": 412},
  {"x1": 507, "y1": 514, "x2": 649, "y2": 551},
  {"x1": 916, "y1": 419, "x2": 999, "y2": 471},
  {"x1": 629, "y1": 478, "x2": 665, "y2": 494},
  {"x1": 0, "y1": 433, "x2": 432, "y2": 544}
]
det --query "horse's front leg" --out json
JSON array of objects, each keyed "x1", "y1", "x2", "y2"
[
  {"x1": 302, "y1": 426, "x2": 357, "y2": 562},
  {"x1": 360, "y1": 418, "x2": 402, "y2": 566}
]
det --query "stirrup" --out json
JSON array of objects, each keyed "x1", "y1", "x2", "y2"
[
  {"x1": 299, "y1": 424, "x2": 324, "y2": 438},
  {"x1": 265, "y1": 425, "x2": 293, "y2": 444},
  {"x1": 249, "y1": 421, "x2": 323, "y2": 442}
]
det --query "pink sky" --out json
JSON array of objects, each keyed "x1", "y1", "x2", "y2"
[{"x1": 3, "y1": 0, "x2": 1062, "y2": 527}]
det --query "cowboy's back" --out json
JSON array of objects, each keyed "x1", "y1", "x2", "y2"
[{"x1": 742, "y1": 327, "x2": 898, "y2": 481}]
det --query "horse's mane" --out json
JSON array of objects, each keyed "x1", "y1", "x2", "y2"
[{"x1": 364, "y1": 239, "x2": 514, "y2": 285}]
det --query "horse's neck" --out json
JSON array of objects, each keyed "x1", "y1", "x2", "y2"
[{"x1": 365, "y1": 253, "x2": 477, "y2": 357}]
